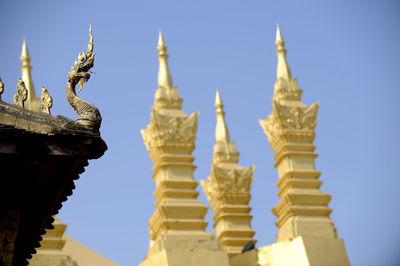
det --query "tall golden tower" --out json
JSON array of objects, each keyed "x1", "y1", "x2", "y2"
[
  {"x1": 257, "y1": 25, "x2": 350, "y2": 265},
  {"x1": 140, "y1": 32, "x2": 229, "y2": 266},
  {"x1": 201, "y1": 89, "x2": 256, "y2": 257}
]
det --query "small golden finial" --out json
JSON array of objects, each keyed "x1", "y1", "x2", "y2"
[
  {"x1": 40, "y1": 86, "x2": 53, "y2": 114},
  {"x1": 21, "y1": 37, "x2": 30, "y2": 59},
  {"x1": 14, "y1": 78, "x2": 28, "y2": 108},
  {"x1": 276, "y1": 23, "x2": 284, "y2": 47},
  {"x1": 275, "y1": 23, "x2": 292, "y2": 80},
  {"x1": 215, "y1": 89, "x2": 231, "y2": 143},
  {"x1": 215, "y1": 88, "x2": 223, "y2": 109},
  {"x1": 157, "y1": 30, "x2": 173, "y2": 90},
  {"x1": 20, "y1": 38, "x2": 32, "y2": 70},
  {"x1": 157, "y1": 29, "x2": 167, "y2": 57}
]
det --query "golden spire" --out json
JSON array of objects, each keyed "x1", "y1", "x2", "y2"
[
  {"x1": 20, "y1": 38, "x2": 39, "y2": 111},
  {"x1": 215, "y1": 89, "x2": 231, "y2": 143},
  {"x1": 157, "y1": 30, "x2": 173, "y2": 90},
  {"x1": 275, "y1": 24, "x2": 292, "y2": 80},
  {"x1": 153, "y1": 30, "x2": 182, "y2": 111}
]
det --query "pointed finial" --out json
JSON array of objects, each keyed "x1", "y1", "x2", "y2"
[
  {"x1": 157, "y1": 29, "x2": 168, "y2": 57},
  {"x1": 157, "y1": 30, "x2": 173, "y2": 90},
  {"x1": 21, "y1": 37, "x2": 30, "y2": 59},
  {"x1": 215, "y1": 88, "x2": 223, "y2": 109},
  {"x1": 20, "y1": 38, "x2": 38, "y2": 111},
  {"x1": 158, "y1": 29, "x2": 166, "y2": 48},
  {"x1": 276, "y1": 23, "x2": 284, "y2": 46},
  {"x1": 275, "y1": 23, "x2": 292, "y2": 80},
  {"x1": 215, "y1": 89, "x2": 230, "y2": 143}
]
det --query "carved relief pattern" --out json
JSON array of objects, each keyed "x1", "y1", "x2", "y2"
[
  {"x1": 213, "y1": 142, "x2": 239, "y2": 164},
  {"x1": 260, "y1": 100, "x2": 319, "y2": 142},
  {"x1": 13, "y1": 78, "x2": 27, "y2": 108},
  {"x1": 201, "y1": 165, "x2": 254, "y2": 211},
  {"x1": 154, "y1": 86, "x2": 183, "y2": 111},
  {"x1": 40, "y1": 86, "x2": 53, "y2": 114},
  {"x1": 273, "y1": 78, "x2": 302, "y2": 102},
  {"x1": 142, "y1": 111, "x2": 198, "y2": 161},
  {"x1": 0, "y1": 210, "x2": 20, "y2": 266}
]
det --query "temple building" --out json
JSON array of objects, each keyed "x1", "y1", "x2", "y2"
[
  {"x1": 0, "y1": 23, "x2": 350, "y2": 265},
  {"x1": 140, "y1": 26, "x2": 350, "y2": 266}
]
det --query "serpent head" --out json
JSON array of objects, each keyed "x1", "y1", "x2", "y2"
[{"x1": 68, "y1": 25, "x2": 95, "y2": 92}]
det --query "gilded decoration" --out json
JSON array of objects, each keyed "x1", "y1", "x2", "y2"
[
  {"x1": 66, "y1": 25, "x2": 102, "y2": 131},
  {"x1": 13, "y1": 78, "x2": 27, "y2": 108},
  {"x1": 272, "y1": 78, "x2": 302, "y2": 102},
  {"x1": 141, "y1": 111, "x2": 198, "y2": 161},
  {"x1": 40, "y1": 86, "x2": 52, "y2": 114},
  {"x1": 260, "y1": 101, "x2": 319, "y2": 143},
  {"x1": 202, "y1": 165, "x2": 254, "y2": 211},
  {"x1": 212, "y1": 142, "x2": 239, "y2": 164}
]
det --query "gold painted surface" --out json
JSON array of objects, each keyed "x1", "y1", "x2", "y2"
[
  {"x1": 66, "y1": 25, "x2": 102, "y2": 130},
  {"x1": 201, "y1": 90, "x2": 256, "y2": 257},
  {"x1": 29, "y1": 218, "x2": 120, "y2": 266},
  {"x1": 140, "y1": 33, "x2": 229, "y2": 266},
  {"x1": 257, "y1": 25, "x2": 349, "y2": 265},
  {"x1": 40, "y1": 86, "x2": 53, "y2": 114},
  {"x1": 20, "y1": 38, "x2": 40, "y2": 112},
  {"x1": 13, "y1": 78, "x2": 28, "y2": 108}
]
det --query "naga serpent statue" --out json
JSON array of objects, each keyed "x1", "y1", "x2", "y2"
[{"x1": 66, "y1": 25, "x2": 102, "y2": 131}]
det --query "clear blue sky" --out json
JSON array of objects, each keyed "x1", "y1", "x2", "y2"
[{"x1": 1, "y1": 1, "x2": 399, "y2": 265}]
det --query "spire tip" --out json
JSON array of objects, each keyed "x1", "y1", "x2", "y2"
[
  {"x1": 158, "y1": 30, "x2": 166, "y2": 48},
  {"x1": 276, "y1": 23, "x2": 284, "y2": 44},
  {"x1": 215, "y1": 88, "x2": 223, "y2": 107},
  {"x1": 21, "y1": 37, "x2": 29, "y2": 58}
]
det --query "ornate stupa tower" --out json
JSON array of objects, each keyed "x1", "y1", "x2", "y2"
[
  {"x1": 140, "y1": 32, "x2": 229, "y2": 266},
  {"x1": 201, "y1": 90, "x2": 256, "y2": 257},
  {"x1": 20, "y1": 39, "x2": 41, "y2": 112},
  {"x1": 257, "y1": 25, "x2": 350, "y2": 265}
]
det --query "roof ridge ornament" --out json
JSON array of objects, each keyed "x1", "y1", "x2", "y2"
[
  {"x1": 14, "y1": 78, "x2": 28, "y2": 108},
  {"x1": 40, "y1": 86, "x2": 53, "y2": 114},
  {"x1": 66, "y1": 24, "x2": 102, "y2": 131}
]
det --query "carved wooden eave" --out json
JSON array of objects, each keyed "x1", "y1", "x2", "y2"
[{"x1": 0, "y1": 100, "x2": 107, "y2": 266}]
